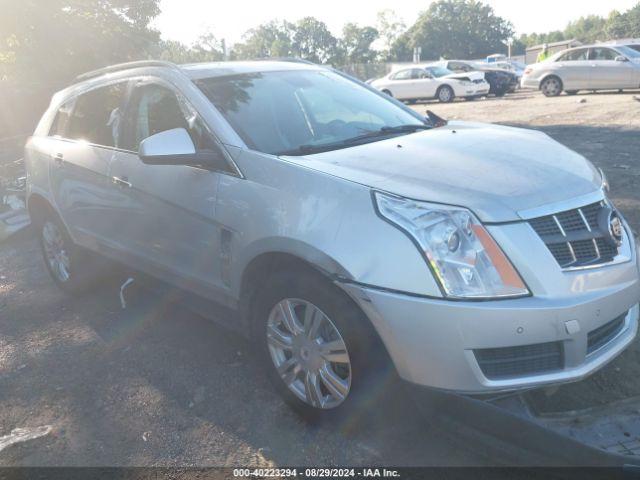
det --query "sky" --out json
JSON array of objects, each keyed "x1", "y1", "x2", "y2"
[{"x1": 155, "y1": 0, "x2": 639, "y2": 46}]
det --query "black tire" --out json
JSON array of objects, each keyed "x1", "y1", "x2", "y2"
[
  {"x1": 565, "y1": 90, "x2": 578, "y2": 96},
  {"x1": 36, "y1": 209, "x2": 113, "y2": 295},
  {"x1": 437, "y1": 85, "x2": 454, "y2": 103},
  {"x1": 381, "y1": 89, "x2": 393, "y2": 97},
  {"x1": 540, "y1": 76, "x2": 563, "y2": 97},
  {"x1": 494, "y1": 88, "x2": 508, "y2": 97},
  {"x1": 251, "y1": 268, "x2": 394, "y2": 422}
]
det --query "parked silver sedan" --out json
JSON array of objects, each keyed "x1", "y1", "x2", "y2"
[{"x1": 522, "y1": 45, "x2": 640, "y2": 96}]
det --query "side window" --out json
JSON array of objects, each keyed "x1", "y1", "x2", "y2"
[
  {"x1": 49, "y1": 100, "x2": 75, "y2": 137},
  {"x1": 590, "y1": 48, "x2": 618, "y2": 61},
  {"x1": 121, "y1": 83, "x2": 217, "y2": 153},
  {"x1": 411, "y1": 68, "x2": 429, "y2": 79},
  {"x1": 391, "y1": 69, "x2": 413, "y2": 80},
  {"x1": 66, "y1": 82, "x2": 127, "y2": 147},
  {"x1": 558, "y1": 49, "x2": 589, "y2": 62}
]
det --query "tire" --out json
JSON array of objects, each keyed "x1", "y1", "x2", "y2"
[
  {"x1": 251, "y1": 268, "x2": 394, "y2": 422},
  {"x1": 381, "y1": 89, "x2": 393, "y2": 97},
  {"x1": 37, "y1": 209, "x2": 112, "y2": 294},
  {"x1": 565, "y1": 90, "x2": 578, "y2": 96},
  {"x1": 540, "y1": 76, "x2": 563, "y2": 97},
  {"x1": 437, "y1": 85, "x2": 454, "y2": 103}
]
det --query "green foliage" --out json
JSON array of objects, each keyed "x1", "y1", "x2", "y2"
[
  {"x1": 231, "y1": 20, "x2": 297, "y2": 60},
  {"x1": 376, "y1": 10, "x2": 406, "y2": 60},
  {"x1": 0, "y1": 0, "x2": 161, "y2": 87},
  {"x1": 158, "y1": 32, "x2": 226, "y2": 64},
  {"x1": 515, "y1": 2, "x2": 640, "y2": 50},
  {"x1": 337, "y1": 24, "x2": 380, "y2": 64},
  {"x1": 392, "y1": 0, "x2": 514, "y2": 61}
]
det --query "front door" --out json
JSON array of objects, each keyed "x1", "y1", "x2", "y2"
[
  {"x1": 109, "y1": 79, "x2": 234, "y2": 297},
  {"x1": 588, "y1": 47, "x2": 635, "y2": 89}
]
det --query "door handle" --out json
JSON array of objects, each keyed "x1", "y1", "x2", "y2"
[
  {"x1": 112, "y1": 176, "x2": 132, "y2": 188},
  {"x1": 52, "y1": 153, "x2": 64, "y2": 166}
]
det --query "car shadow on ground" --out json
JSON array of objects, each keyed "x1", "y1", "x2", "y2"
[{"x1": 0, "y1": 233, "x2": 499, "y2": 467}]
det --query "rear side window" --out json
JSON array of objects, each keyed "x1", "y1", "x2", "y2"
[
  {"x1": 65, "y1": 82, "x2": 128, "y2": 148},
  {"x1": 557, "y1": 49, "x2": 589, "y2": 62},
  {"x1": 49, "y1": 100, "x2": 75, "y2": 137},
  {"x1": 391, "y1": 69, "x2": 413, "y2": 80}
]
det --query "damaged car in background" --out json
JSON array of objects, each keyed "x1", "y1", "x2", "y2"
[
  {"x1": 24, "y1": 60, "x2": 639, "y2": 420},
  {"x1": 370, "y1": 65, "x2": 490, "y2": 103}
]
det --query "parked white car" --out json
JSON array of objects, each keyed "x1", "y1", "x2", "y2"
[
  {"x1": 371, "y1": 65, "x2": 489, "y2": 103},
  {"x1": 521, "y1": 44, "x2": 640, "y2": 96}
]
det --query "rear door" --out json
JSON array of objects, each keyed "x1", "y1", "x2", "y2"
[
  {"x1": 108, "y1": 79, "x2": 236, "y2": 297},
  {"x1": 48, "y1": 81, "x2": 129, "y2": 247},
  {"x1": 588, "y1": 47, "x2": 635, "y2": 89},
  {"x1": 554, "y1": 48, "x2": 591, "y2": 90}
]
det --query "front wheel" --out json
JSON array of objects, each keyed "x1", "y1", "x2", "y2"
[
  {"x1": 252, "y1": 269, "x2": 393, "y2": 421},
  {"x1": 437, "y1": 85, "x2": 454, "y2": 103},
  {"x1": 540, "y1": 76, "x2": 563, "y2": 97}
]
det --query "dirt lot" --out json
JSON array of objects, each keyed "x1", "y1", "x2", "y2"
[{"x1": 1, "y1": 89, "x2": 640, "y2": 467}]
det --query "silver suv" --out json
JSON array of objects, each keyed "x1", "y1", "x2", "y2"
[{"x1": 25, "y1": 60, "x2": 640, "y2": 418}]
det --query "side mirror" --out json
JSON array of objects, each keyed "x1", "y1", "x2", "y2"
[
  {"x1": 615, "y1": 55, "x2": 629, "y2": 62},
  {"x1": 139, "y1": 128, "x2": 229, "y2": 171}
]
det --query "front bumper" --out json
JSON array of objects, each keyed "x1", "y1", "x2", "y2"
[
  {"x1": 521, "y1": 76, "x2": 540, "y2": 90},
  {"x1": 341, "y1": 278, "x2": 640, "y2": 393}
]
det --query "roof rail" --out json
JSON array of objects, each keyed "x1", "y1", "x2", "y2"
[
  {"x1": 260, "y1": 57, "x2": 317, "y2": 65},
  {"x1": 74, "y1": 60, "x2": 180, "y2": 82}
]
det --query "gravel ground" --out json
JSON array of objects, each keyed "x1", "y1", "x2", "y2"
[
  {"x1": 1, "y1": 88, "x2": 639, "y2": 468},
  {"x1": 0, "y1": 231, "x2": 503, "y2": 468},
  {"x1": 412, "y1": 89, "x2": 640, "y2": 413}
]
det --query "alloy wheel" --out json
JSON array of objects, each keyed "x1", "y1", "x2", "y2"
[
  {"x1": 439, "y1": 87, "x2": 453, "y2": 102},
  {"x1": 266, "y1": 298, "x2": 352, "y2": 409},
  {"x1": 42, "y1": 221, "x2": 71, "y2": 283},
  {"x1": 542, "y1": 78, "x2": 561, "y2": 96}
]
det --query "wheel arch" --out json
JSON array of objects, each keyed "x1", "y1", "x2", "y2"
[
  {"x1": 238, "y1": 249, "x2": 397, "y2": 379},
  {"x1": 26, "y1": 192, "x2": 55, "y2": 226}
]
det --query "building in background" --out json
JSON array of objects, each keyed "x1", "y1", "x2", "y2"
[{"x1": 526, "y1": 39, "x2": 582, "y2": 65}]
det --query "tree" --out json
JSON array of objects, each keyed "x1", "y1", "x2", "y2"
[
  {"x1": 292, "y1": 17, "x2": 339, "y2": 63},
  {"x1": 375, "y1": 10, "x2": 406, "y2": 60},
  {"x1": 607, "y1": 3, "x2": 640, "y2": 39},
  {"x1": 0, "y1": 0, "x2": 161, "y2": 86},
  {"x1": 564, "y1": 15, "x2": 607, "y2": 43},
  {"x1": 338, "y1": 23, "x2": 379, "y2": 64},
  {"x1": 392, "y1": 0, "x2": 513, "y2": 61},
  {"x1": 232, "y1": 20, "x2": 296, "y2": 59},
  {"x1": 158, "y1": 32, "x2": 226, "y2": 64}
]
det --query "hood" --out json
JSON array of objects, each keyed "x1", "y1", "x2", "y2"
[
  {"x1": 281, "y1": 122, "x2": 601, "y2": 223},
  {"x1": 443, "y1": 71, "x2": 485, "y2": 82}
]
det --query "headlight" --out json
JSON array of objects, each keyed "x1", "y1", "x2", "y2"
[{"x1": 374, "y1": 192, "x2": 529, "y2": 299}]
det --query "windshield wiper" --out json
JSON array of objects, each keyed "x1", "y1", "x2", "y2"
[{"x1": 277, "y1": 124, "x2": 431, "y2": 156}]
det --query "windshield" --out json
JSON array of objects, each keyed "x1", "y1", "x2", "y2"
[
  {"x1": 195, "y1": 69, "x2": 425, "y2": 156},
  {"x1": 617, "y1": 45, "x2": 640, "y2": 59},
  {"x1": 425, "y1": 66, "x2": 453, "y2": 78}
]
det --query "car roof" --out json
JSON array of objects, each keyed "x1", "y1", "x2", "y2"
[{"x1": 180, "y1": 60, "x2": 323, "y2": 80}]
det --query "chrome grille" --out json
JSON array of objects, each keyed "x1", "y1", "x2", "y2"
[{"x1": 529, "y1": 201, "x2": 620, "y2": 268}]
